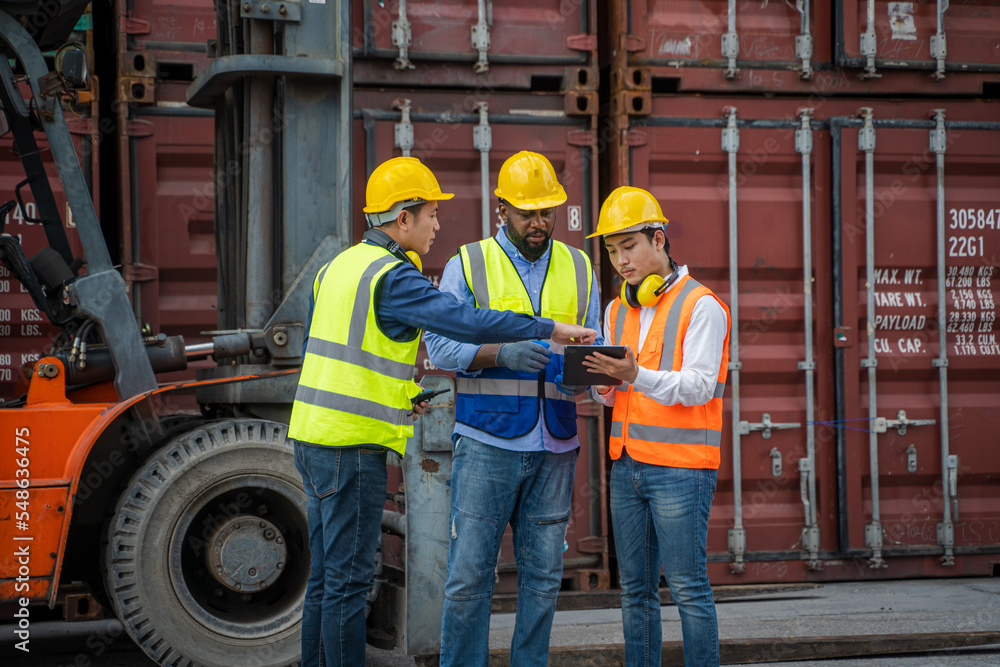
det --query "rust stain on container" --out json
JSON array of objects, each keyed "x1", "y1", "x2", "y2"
[{"x1": 420, "y1": 458, "x2": 441, "y2": 474}]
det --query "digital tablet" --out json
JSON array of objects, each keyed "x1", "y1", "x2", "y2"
[{"x1": 562, "y1": 345, "x2": 627, "y2": 386}]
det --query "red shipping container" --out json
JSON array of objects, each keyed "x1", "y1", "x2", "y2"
[
  {"x1": 353, "y1": 87, "x2": 610, "y2": 591},
  {"x1": 606, "y1": 0, "x2": 997, "y2": 97},
  {"x1": 0, "y1": 108, "x2": 90, "y2": 403},
  {"x1": 617, "y1": 95, "x2": 1000, "y2": 584},
  {"x1": 117, "y1": 0, "x2": 219, "y2": 391},
  {"x1": 352, "y1": 0, "x2": 597, "y2": 107},
  {"x1": 839, "y1": 0, "x2": 1000, "y2": 81}
]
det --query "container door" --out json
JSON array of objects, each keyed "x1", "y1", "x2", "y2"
[
  {"x1": 838, "y1": 108, "x2": 1000, "y2": 576},
  {"x1": 841, "y1": 0, "x2": 1000, "y2": 79},
  {"x1": 629, "y1": 101, "x2": 839, "y2": 584},
  {"x1": 352, "y1": 0, "x2": 595, "y2": 92}
]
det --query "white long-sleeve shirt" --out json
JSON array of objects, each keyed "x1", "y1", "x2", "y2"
[{"x1": 594, "y1": 266, "x2": 728, "y2": 408}]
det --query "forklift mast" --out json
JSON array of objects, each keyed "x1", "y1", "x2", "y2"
[{"x1": 188, "y1": 4, "x2": 352, "y2": 421}]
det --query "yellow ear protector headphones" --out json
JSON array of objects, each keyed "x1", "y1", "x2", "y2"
[
  {"x1": 363, "y1": 228, "x2": 424, "y2": 273},
  {"x1": 404, "y1": 250, "x2": 423, "y2": 273},
  {"x1": 620, "y1": 258, "x2": 680, "y2": 309}
]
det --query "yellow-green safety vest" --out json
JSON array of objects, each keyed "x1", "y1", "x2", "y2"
[
  {"x1": 455, "y1": 237, "x2": 593, "y2": 439},
  {"x1": 288, "y1": 242, "x2": 420, "y2": 455}
]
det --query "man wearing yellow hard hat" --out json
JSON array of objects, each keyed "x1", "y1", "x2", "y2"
[
  {"x1": 288, "y1": 156, "x2": 596, "y2": 667},
  {"x1": 582, "y1": 186, "x2": 731, "y2": 667},
  {"x1": 425, "y1": 151, "x2": 601, "y2": 666}
]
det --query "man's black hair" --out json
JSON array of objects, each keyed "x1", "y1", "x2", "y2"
[{"x1": 641, "y1": 227, "x2": 670, "y2": 257}]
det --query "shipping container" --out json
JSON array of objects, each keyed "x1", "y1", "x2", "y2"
[
  {"x1": 838, "y1": 0, "x2": 1000, "y2": 82},
  {"x1": 0, "y1": 96, "x2": 91, "y2": 403},
  {"x1": 352, "y1": 0, "x2": 598, "y2": 110},
  {"x1": 604, "y1": 1, "x2": 998, "y2": 97},
  {"x1": 353, "y1": 87, "x2": 610, "y2": 591},
  {"x1": 613, "y1": 95, "x2": 1000, "y2": 584},
  {"x1": 114, "y1": 0, "x2": 218, "y2": 391}
]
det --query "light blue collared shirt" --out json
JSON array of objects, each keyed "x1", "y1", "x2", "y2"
[{"x1": 424, "y1": 226, "x2": 603, "y2": 453}]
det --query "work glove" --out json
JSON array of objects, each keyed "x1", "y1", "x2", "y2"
[
  {"x1": 496, "y1": 340, "x2": 551, "y2": 372},
  {"x1": 554, "y1": 371, "x2": 588, "y2": 396}
]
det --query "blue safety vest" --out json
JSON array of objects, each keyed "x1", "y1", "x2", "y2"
[{"x1": 455, "y1": 238, "x2": 593, "y2": 439}]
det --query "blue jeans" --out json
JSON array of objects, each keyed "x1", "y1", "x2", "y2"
[
  {"x1": 294, "y1": 441, "x2": 388, "y2": 667},
  {"x1": 611, "y1": 450, "x2": 719, "y2": 667},
  {"x1": 440, "y1": 435, "x2": 578, "y2": 667}
]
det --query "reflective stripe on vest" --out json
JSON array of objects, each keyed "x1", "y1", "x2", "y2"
[
  {"x1": 455, "y1": 237, "x2": 593, "y2": 439},
  {"x1": 608, "y1": 274, "x2": 731, "y2": 469},
  {"x1": 289, "y1": 243, "x2": 420, "y2": 455}
]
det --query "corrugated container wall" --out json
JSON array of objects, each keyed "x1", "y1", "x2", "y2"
[
  {"x1": 352, "y1": 0, "x2": 599, "y2": 111},
  {"x1": 616, "y1": 95, "x2": 1000, "y2": 584},
  {"x1": 352, "y1": 88, "x2": 608, "y2": 591},
  {"x1": 115, "y1": 0, "x2": 219, "y2": 395},
  {"x1": 0, "y1": 10, "x2": 93, "y2": 402},
  {"x1": 605, "y1": 1, "x2": 998, "y2": 99}
]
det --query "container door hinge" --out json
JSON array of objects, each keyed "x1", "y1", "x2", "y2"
[
  {"x1": 794, "y1": 0, "x2": 813, "y2": 80},
  {"x1": 393, "y1": 98, "x2": 413, "y2": 157},
  {"x1": 865, "y1": 522, "x2": 887, "y2": 568},
  {"x1": 124, "y1": 119, "x2": 154, "y2": 137},
  {"x1": 65, "y1": 118, "x2": 98, "y2": 136},
  {"x1": 728, "y1": 528, "x2": 746, "y2": 574},
  {"x1": 798, "y1": 458, "x2": 822, "y2": 570},
  {"x1": 120, "y1": 17, "x2": 150, "y2": 35},
  {"x1": 124, "y1": 263, "x2": 158, "y2": 283},
  {"x1": 566, "y1": 130, "x2": 596, "y2": 147},
  {"x1": 392, "y1": 0, "x2": 414, "y2": 70},
  {"x1": 620, "y1": 129, "x2": 647, "y2": 147},
  {"x1": 567, "y1": 34, "x2": 597, "y2": 51},
  {"x1": 859, "y1": 0, "x2": 880, "y2": 78},
  {"x1": 618, "y1": 34, "x2": 646, "y2": 52},
  {"x1": 739, "y1": 413, "x2": 801, "y2": 440},
  {"x1": 930, "y1": 0, "x2": 949, "y2": 80},
  {"x1": 721, "y1": 0, "x2": 739, "y2": 78},
  {"x1": 471, "y1": 1, "x2": 491, "y2": 74}
]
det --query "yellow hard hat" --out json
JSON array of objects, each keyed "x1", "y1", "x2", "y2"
[
  {"x1": 587, "y1": 186, "x2": 668, "y2": 238},
  {"x1": 494, "y1": 151, "x2": 567, "y2": 210},
  {"x1": 363, "y1": 156, "x2": 454, "y2": 218}
]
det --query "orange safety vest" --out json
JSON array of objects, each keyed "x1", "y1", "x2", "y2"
[{"x1": 607, "y1": 274, "x2": 731, "y2": 469}]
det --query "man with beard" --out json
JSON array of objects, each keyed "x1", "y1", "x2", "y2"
[{"x1": 425, "y1": 151, "x2": 601, "y2": 667}]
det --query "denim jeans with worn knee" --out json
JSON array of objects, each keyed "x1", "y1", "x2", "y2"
[
  {"x1": 440, "y1": 435, "x2": 578, "y2": 667},
  {"x1": 611, "y1": 449, "x2": 719, "y2": 667},
  {"x1": 294, "y1": 441, "x2": 387, "y2": 667}
]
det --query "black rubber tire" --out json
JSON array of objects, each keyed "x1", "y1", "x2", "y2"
[{"x1": 104, "y1": 420, "x2": 308, "y2": 667}]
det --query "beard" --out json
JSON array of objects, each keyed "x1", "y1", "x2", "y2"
[{"x1": 506, "y1": 223, "x2": 552, "y2": 261}]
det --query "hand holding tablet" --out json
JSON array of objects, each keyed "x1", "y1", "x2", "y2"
[{"x1": 563, "y1": 345, "x2": 635, "y2": 386}]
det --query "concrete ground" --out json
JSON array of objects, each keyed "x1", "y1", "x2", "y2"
[
  {"x1": 374, "y1": 576, "x2": 1000, "y2": 665},
  {"x1": 2, "y1": 577, "x2": 997, "y2": 665}
]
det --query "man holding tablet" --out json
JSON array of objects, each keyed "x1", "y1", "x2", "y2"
[
  {"x1": 425, "y1": 151, "x2": 601, "y2": 667},
  {"x1": 582, "y1": 186, "x2": 731, "y2": 667}
]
